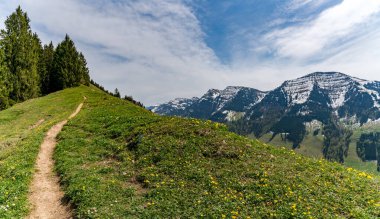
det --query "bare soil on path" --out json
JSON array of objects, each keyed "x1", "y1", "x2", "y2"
[{"x1": 27, "y1": 101, "x2": 84, "y2": 219}]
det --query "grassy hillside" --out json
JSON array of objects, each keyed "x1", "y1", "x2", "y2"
[
  {"x1": 0, "y1": 87, "x2": 85, "y2": 218},
  {"x1": 259, "y1": 129, "x2": 380, "y2": 175},
  {"x1": 259, "y1": 133, "x2": 325, "y2": 159},
  {"x1": 51, "y1": 86, "x2": 380, "y2": 218},
  {"x1": 0, "y1": 86, "x2": 380, "y2": 218}
]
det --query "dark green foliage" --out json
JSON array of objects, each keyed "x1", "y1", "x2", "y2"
[
  {"x1": 78, "y1": 53, "x2": 90, "y2": 86},
  {"x1": 123, "y1": 95, "x2": 144, "y2": 107},
  {"x1": 0, "y1": 45, "x2": 11, "y2": 109},
  {"x1": 114, "y1": 88, "x2": 121, "y2": 98},
  {"x1": 356, "y1": 132, "x2": 380, "y2": 172},
  {"x1": 0, "y1": 97, "x2": 9, "y2": 110},
  {"x1": 313, "y1": 129, "x2": 320, "y2": 136},
  {"x1": 0, "y1": 6, "x2": 40, "y2": 102},
  {"x1": 0, "y1": 7, "x2": 92, "y2": 110},
  {"x1": 38, "y1": 42, "x2": 55, "y2": 95},
  {"x1": 90, "y1": 79, "x2": 144, "y2": 107},
  {"x1": 272, "y1": 116, "x2": 306, "y2": 149},
  {"x1": 50, "y1": 35, "x2": 90, "y2": 91},
  {"x1": 322, "y1": 119, "x2": 353, "y2": 163},
  {"x1": 357, "y1": 133, "x2": 380, "y2": 161}
]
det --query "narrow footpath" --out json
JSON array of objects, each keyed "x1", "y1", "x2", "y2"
[{"x1": 27, "y1": 100, "x2": 85, "y2": 219}]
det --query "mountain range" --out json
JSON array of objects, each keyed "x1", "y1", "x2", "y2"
[{"x1": 151, "y1": 72, "x2": 380, "y2": 147}]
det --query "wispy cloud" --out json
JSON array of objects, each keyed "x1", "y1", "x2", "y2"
[
  {"x1": 285, "y1": 0, "x2": 332, "y2": 12},
  {"x1": 1, "y1": 0, "x2": 380, "y2": 105},
  {"x1": 0, "y1": 0, "x2": 227, "y2": 105},
  {"x1": 264, "y1": 0, "x2": 380, "y2": 61}
]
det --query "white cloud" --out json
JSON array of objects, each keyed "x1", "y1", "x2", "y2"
[
  {"x1": 286, "y1": 0, "x2": 330, "y2": 12},
  {"x1": 1, "y1": 0, "x2": 380, "y2": 106},
  {"x1": 228, "y1": 0, "x2": 380, "y2": 89},
  {"x1": 0, "y1": 0, "x2": 228, "y2": 105},
  {"x1": 266, "y1": 0, "x2": 380, "y2": 60}
]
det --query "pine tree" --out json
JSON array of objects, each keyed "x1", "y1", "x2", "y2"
[
  {"x1": 39, "y1": 42, "x2": 55, "y2": 95},
  {"x1": 51, "y1": 35, "x2": 74, "y2": 91},
  {"x1": 50, "y1": 34, "x2": 90, "y2": 91},
  {"x1": 114, "y1": 88, "x2": 121, "y2": 98},
  {"x1": 0, "y1": 6, "x2": 40, "y2": 102},
  {"x1": 78, "y1": 52, "x2": 90, "y2": 86},
  {"x1": 0, "y1": 45, "x2": 11, "y2": 109}
]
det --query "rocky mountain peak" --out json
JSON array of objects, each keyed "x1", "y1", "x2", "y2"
[
  {"x1": 150, "y1": 72, "x2": 380, "y2": 148},
  {"x1": 281, "y1": 72, "x2": 369, "y2": 108}
]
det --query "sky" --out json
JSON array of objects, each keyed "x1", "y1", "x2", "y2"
[{"x1": 1, "y1": 0, "x2": 380, "y2": 105}]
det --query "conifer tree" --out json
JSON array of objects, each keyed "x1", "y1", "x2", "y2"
[
  {"x1": 0, "y1": 45, "x2": 11, "y2": 109},
  {"x1": 114, "y1": 88, "x2": 121, "y2": 98},
  {"x1": 0, "y1": 7, "x2": 92, "y2": 110},
  {"x1": 50, "y1": 34, "x2": 90, "y2": 91},
  {"x1": 39, "y1": 42, "x2": 55, "y2": 94},
  {"x1": 0, "y1": 6, "x2": 40, "y2": 101},
  {"x1": 78, "y1": 52, "x2": 90, "y2": 86}
]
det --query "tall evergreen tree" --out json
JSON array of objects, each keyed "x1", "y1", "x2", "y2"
[
  {"x1": 50, "y1": 34, "x2": 90, "y2": 91},
  {"x1": 114, "y1": 88, "x2": 121, "y2": 98},
  {"x1": 33, "y1": 33, "x2": 44, "y2": 95},
  {"x1": 78, "y1": 52, "x2": 90, "y2": 86},
  {"x1": 39, "y1": 42, "x2": 55, "y2": 95},
  {"x1": 0, "y1": 45, "x2": 11, "y2": 109},
  {"x1": 0, "y1": 6, "x2": 40, "y2": 101}
]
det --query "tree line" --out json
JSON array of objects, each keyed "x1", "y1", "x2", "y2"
[
  {"x1": 357, "y1": 132, "x2": 380, "y2": 171},
  {"x1": 0, "y1": 6, "x2": 90, "y2": 109},
  {"x1": 322, "y1": 118, "x2": 352, "y2": 163},
  {"x1": 90, "y1": 80, "x2": 144, "y2": 107}
]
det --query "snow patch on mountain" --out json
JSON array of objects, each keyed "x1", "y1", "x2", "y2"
[
  {"x1": 216, "y1": 86, "x2": 245, "y2": 110},
  {"x1": 223, "y1": 110, "x2": 245, "y2": 122},
  {"x1": 150, "y1": 97, "x2": 198, "y2": 113},
  {"x1": 281, "y1": 72, "x2": 377, "y2": 109},
  {"x1": 304, "y1": 120, "x2": 323, "y2": 132}
]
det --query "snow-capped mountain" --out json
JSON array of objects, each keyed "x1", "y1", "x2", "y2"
[
  {"x1": 151, "y1": 86, "x2": 266, "y2": 121},
  {"x1": 247, "y1": 72, "x2": 380, "y2": 122},
  {"x1": 149, "y1": 97, "x2": 199, "y2": 116},
  {"x1": 151, "y1": 72, "x2": 380, "y2": 146},
  {"x1": 277, "y1": 72, "x2": 380, "y2": 109}
]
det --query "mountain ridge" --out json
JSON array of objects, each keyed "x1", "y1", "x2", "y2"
[
  {"x1": 153, "y1": 72, "x2": 380, "y2": 121},
  {"x1": 152, "y1": 72, "x2": 380, "y2": 148},
  {"x1": 151, "y1": 85, "x2": 267, "y2": 122}
]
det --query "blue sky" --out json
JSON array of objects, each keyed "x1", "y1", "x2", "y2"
[
  {"x1": 191, "y1": 0, "x2": 342, "y2": 63},
  {"x1": 1, "y1": 0, "x2": 380, "y2": 105}
]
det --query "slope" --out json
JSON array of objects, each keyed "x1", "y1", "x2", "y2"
[
  {"x1": 0, "y1": 87, "x2": 86, "y2": 218},
  {"x1": 260, "y1": 123, "x2": 380, "y2": 175},
  {"x1": 52, "y1": 86, "x2": 380, "y2": 218},
  {"x1": 28, "y1": 99, "x2": 84, "y2": 219}
]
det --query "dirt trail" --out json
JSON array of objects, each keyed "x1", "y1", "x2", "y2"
[{"x1": 27, "y1": 101, "x2": 84, "y2": 219}]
